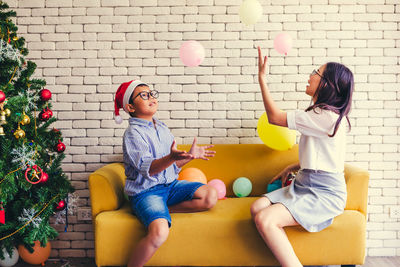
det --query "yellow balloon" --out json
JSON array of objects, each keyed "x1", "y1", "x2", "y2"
[
  {"x1": 257, "y1": 112, "x2": 296, "y2": 151},
  {"x1": 239, "y1": 0, "x2": 263, "y2": 26}
]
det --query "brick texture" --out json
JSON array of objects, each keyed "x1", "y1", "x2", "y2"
[{"x1": 9, "y1": 0, "x2": 400, "y2": 258}]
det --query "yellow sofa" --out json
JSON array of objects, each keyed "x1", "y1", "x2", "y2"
[{"x1": 89, "y1": 144, "x2": 369, "y2": 267}]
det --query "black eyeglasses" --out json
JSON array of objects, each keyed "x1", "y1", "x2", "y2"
[
  {"x1": 311, "y1": 69, "x2": 324, "y2": 79},
  {"x1": 132, "y1": 90, "x2": 159, "y2": 101}
]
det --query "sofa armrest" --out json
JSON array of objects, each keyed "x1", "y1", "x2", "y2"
[
  {"x1": 344, "y1": 163, "x2": 369, "y2": 217},
  {"x1": 89, "y1": 163, "x2": 126, "y2": 219}
]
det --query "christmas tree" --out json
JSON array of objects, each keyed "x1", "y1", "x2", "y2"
[{"x1": 0, "y1": 1, "x2": 74, "y2": 259}]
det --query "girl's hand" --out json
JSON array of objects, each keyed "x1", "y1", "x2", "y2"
[
  {"x1": 169, "y1": 140, "x2": 194, "y2": 161},
  {"x1": 258, "y1": 46, "x2": 268, "y2": 78},
  {"x1": 269, "y1": 166, "x2": 291, "y2": 187},
  {"x1": 188, "y1": 137, "x2": 216, "y2": 160}
]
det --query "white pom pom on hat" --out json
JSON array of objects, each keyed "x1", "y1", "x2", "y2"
[
  {"x1": 114, "y1": 80, "x2": 148, "y2": 124},
  {"x1": 114, "y1": 115, "x2": 123, "y2": 124}
]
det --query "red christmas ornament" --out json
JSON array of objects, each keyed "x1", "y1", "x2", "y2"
[
  {"x1": 55, "y1": 140, "x2": 66, "y2": 153},
  {"x1": 25, "y1": 165, "x2": 44, "y2": 184},
  {"x1": 0, "y1": 90, "x2": 5, "y2": 103},
  {"x1": 39, "y1": 109, "x2": 50, "y2": 121},
  {"x1": 46, "y1": 108, "x2": 53, "y2": 118},
  {"x1": 40, "y1": 172, "x2": 49, "y2": 184},
  {"x1": 55, "y1": 200, "x2": 66, "y2": 211},
  {"x1": 40, "y1": 89, "x2": 52, "y2": 101}
]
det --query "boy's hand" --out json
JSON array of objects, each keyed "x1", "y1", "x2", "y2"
[
  {"x1": 188, "y1": 137, "x2": 216, "y2": 160},
  {"x1": 170, "y1": 140, "x2": 194, "y2": 161},
  {"x1": 258, "y1": 46, "x2": 268, "y2": 79}
]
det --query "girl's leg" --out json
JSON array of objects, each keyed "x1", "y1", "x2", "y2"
[
  {"x1": 168, "y1": 185, "x2": 217, "y2": 213},
  {"x1": 250, "y1": 196, "x2": 272, "y2": 218},
  {"x1": 128, "y1": 218, "x2": 169, "y2": 267},
  {"x1": 253, "y1": 203, "x2": 303, "y2": 267}
]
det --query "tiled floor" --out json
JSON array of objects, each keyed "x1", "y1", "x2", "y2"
[{"x1": 13, "y1": 257, "x2": 400, "y2": 267}]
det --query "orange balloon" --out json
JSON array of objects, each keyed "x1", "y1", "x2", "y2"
[
  {"x1": 18, "y1": 240, "x2": 51, "y2": 265},
  {"x1": 178, "y1": 167, "x2": 207, "y2": 184}
]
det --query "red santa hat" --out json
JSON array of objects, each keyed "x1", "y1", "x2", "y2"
[{"x1": 114, "y1": 80, "x2": 148, "y2": 124}]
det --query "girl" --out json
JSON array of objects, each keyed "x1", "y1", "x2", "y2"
[{"x1": 251, "y1": 47, "x2": 354, "y2": 267}]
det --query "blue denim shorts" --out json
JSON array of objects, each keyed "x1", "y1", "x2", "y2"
[{"x1": 129, "y1": 180, "x2": 204, "y2": 228}]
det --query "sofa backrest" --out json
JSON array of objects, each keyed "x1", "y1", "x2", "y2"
[{"x1": 178, "y1": 144, "x2": 299, "y2": 197}]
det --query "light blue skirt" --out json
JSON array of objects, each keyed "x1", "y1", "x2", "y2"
[{"x1": 263, "y1": 169, "x2": 347, "y2": 232}]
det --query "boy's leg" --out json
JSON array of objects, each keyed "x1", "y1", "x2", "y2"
[
  {"x1": 168, "y1": 184, "x2": 217, "y2": 213},
  {"x1": 253, "y1": 203, "x2": 302, "y2": 267},
  {"x1": 128, "y1": 218, "x2": 169, "y2": 267},
  {"x1": 128, "y1": 187, "x2": 172, "y2": 267}
]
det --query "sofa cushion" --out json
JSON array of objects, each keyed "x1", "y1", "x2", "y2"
[{"x1": 95, "y1": 197, "x2": 366, "y2": 266}]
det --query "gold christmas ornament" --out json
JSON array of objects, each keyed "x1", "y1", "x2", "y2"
[
  {"x1": 21, "y1": 112, "x2": 30, "y2": 125},
  {"x1": 0, "y1": 126, "x2": 5, "y2": 136},
  {"x1": 0, "y1": 110, "x2": 7, "y2": 125},
  {"x1": 4, "y1": 108, "x2": 11, "y2": 117},
  {"x1": 14, "y1": 124, "x2": 25, "y2": 139},
  {"x1": 13, "y1": 36, "x2": 18, "y2": 41}
]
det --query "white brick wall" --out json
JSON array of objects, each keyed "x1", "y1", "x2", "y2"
[{"x1": 8, "y1": 0, "x2": 400, "y2": 258}]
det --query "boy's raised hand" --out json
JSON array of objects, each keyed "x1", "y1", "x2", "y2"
[
  {"x1": 189, "y1": 137, "x2": 216, "y2": 160},
  {"x1": 170, "y1": 140, "x2": 194, "y2": 161}
]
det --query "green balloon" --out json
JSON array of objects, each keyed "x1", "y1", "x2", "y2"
[{"x1": 233, "y1": 177, "x2": 252, "y2": 197}]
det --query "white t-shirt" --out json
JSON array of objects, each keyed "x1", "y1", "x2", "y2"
[{"x1": 287, "y1": 108, "x2": 346, "y2": 173}]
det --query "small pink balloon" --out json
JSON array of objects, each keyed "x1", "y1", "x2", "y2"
[
  {"x1": 273, "y1": 33, "x2": 293, "y2": 56},
  {"x1": 207, "y1": 179, "x2": 226, "y2": 200},
  {"x1": 179, "y1": 40, "x2": 205, "y2": 67}
]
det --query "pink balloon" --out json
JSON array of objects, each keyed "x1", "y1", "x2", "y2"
[
  {"x1": 179, "y1": 40, "x2": 205, "y2": 67},
  {"x1": 273, "y1": 33, "x2": 293, "y2": 56},
  {"x1": 207, "y1": 179, "x2": 226, "y2": 200}
]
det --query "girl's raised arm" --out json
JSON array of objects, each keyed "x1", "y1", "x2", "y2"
[{"x1": 258, "y1": 46, "x2": 288, "y2": 128}]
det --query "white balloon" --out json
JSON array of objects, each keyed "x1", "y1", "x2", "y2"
[
  {"x1": 239, "y1": 0, "x2": 263, "y2": 26},
  {"x1": 0, "y1": 247, "x2": 19, "y2": 267}
]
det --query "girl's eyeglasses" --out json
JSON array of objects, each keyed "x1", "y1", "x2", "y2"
[
  {"x1": 311, "y1": 69, "x2": 324, "y2": 79},
  {"x1": 132, "y1": 90, "x2": 159, "y2": 101}
]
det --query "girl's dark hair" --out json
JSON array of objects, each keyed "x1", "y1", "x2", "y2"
[{"x1": 306, "y1": 62, "x2": 354, "y2": 137}]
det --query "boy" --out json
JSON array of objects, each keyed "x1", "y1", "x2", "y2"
[{"x1": 114, "y1": 80, "x2": 218, "y2": 267}]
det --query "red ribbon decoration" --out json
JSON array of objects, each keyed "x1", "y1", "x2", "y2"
[
  {"x1": 0, "y1": 202, "x2": 5, "y2": 224},
  {"x1": 25, "y1": 165, "x2": 44, "y2": 184}
]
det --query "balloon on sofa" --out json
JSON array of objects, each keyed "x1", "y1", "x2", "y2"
[
  {"x1": 257, "y1": 112, "x2": 296, "y2": 151},
  {"x1": 267, "y1": 174, "x2": 295, "y2": 193},
  {"x1": 273, "y1": 32, "x2": 293, "y2": 55},
  {"x1": 267, "y1": 179, "x2": 281, "y2": 193},
  {"x1": 207, "y1": 179, "x2": 226, "y2": 199},
  {"x1": 179, "y1": 40, "x2": 205, "y2": 67},
  {"x1": 18, "y1": 240, "x2": 51, "y2": 266},
  {"x1": 233, "y1": 177, "x2": 252, "y2": 197},
  {"x1": 0, "y1": 247, "x2": 19, "y2": 267},
  {"x1": 239, "y1": 0, "x2": 263, "y2": 26},
  {"x1": 178, "y1": 167, "x2": 207, "y2": 184}
]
